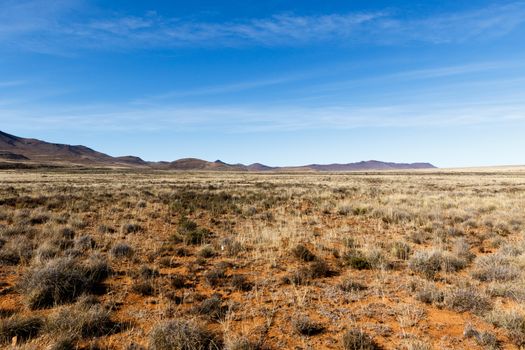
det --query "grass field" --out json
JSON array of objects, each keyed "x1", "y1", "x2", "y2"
[{"x1": 1, "y1": 169, "x2": 525, "y2": 349}]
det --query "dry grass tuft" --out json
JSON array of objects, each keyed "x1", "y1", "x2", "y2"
[
  {"x1": 46, "y1": 297, "x2": 118, "y2": 340},
  {"x1": 18, "y1": 256, "x2": 110, "y2": 309},
  {"x1": 291, "y1": 244, "x2": 316, "y2": 262},
  {"x1": 292, "y1": 315, "x2": 325, "y2": 336},
  {"x1": 149, "y1": 319, "x2": 222, "y2": 350},
  {"x1": 341, "y1": 328, "x2": 380, "y2": 350},
  {"x1": 0, "y1": 315, "x2": 43, "y2": 344},
  {"x1": 444, "y1": 287, "x2": 492, "y2": 314},
  {"x1": 2, "y1": 169, "x2": 525, "y2": 349}
]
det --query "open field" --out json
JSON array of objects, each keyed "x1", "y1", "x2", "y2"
[{"x1": 1, "y1": 169, "x2": 525, "y2": 349}]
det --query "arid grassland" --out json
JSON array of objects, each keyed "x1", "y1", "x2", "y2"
[{"x1": 1, "y1": 169, "x2": 525, "y2": 350}]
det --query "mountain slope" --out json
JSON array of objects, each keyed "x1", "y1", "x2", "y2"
[
  {"x1": 0, "y1": 130, "x2": 146, "y2": 166},
  {"x1": 0, "y1": 130, "x2": 436, "y2": 171}
]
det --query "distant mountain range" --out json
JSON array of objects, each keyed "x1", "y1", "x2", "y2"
[{"x1": 0, "y1": 130, "x2": 436, "y2": 171}]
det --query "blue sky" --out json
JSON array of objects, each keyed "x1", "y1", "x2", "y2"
[{"x1": 1, "y1": 0, "x2": 525, "y2": 167}]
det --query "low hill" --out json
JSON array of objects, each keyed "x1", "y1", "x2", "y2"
[
  {"x1": 304, "y1": 160, "x2": 436, "y2": 171},
  {"x1": 0, "y1": 130, "x2": 436, "y2": 171}
]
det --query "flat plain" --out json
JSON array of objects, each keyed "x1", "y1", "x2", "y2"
[{"x1": 1, "y1": 168, "x2": 525, "y2": 349}]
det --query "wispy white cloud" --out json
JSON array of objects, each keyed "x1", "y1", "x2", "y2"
[
  {"x1": 1, "y1": 1, "x2": 525, "y2": 52},
  {"x1": 2, "y1": 56, "x2": 525, "y2": 133},
  {"x1": 404, "y1": 1, "x2": 525, "y2": 43},
  {"x1": 130, "y1": 58, "x2": 525, "y2": 105},
  {"x1": 291, "y1": 59, "x2": 525, "y2": 97},
  {"x1": 2, "y1": 97, "x2": 525, "y2": 134},
  {"x1": 0, "y1": 80, "x2": 26, "y2": 88},
  {"x1": 0, "y1": 0, "x2": 80, "y2": 37},
  {"x1": 133, "y1": 75, "x2": 304, "y2": 104}
]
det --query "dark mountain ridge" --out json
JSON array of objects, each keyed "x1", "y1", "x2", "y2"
[{"x1": 0, "y1": 130, "x2": 436, "y2": 171}]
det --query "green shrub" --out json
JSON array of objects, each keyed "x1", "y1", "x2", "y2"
[
  {"x1": 343, "y1": 251, "x2": 372, "y2": 270},
  {"x1": 178, "y1": 218, "x2": 211, "y2": 245},
  {"x1": 199, "y1": 245, "x2": 216, "y2": 258}
]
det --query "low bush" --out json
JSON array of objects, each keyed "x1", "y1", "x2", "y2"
[
  {"x1": 138, "y1": 265, "x2": 160, "y2": 279},
  {"x1": 485, "y1": 309, "x2": 525, "y2": 346},
  {"x1": 223, "y1": 239, "x2": 244, "y2": 257},
  {"x1": 464, "y1": 324, "x2": 499, "y2": 349},
  {"x1": 193, "y1": 295, "x2": 229, "y2": 321},
  {"x1": 34, "y1": 241, "x2": 60, "y2": 263},
  {"x1": 121, "y1": 223, "x2": 143, "y2": 234},
  {"x1": 226, "y1": 336, "x2": 267, "y2": 350},
  {"x1": 414, "y1": 282, "x2": 444, "y2": 305},
  {"x1": 472, "y1": 254, "x2": 520, "y2": 282},
  {"x1": 402, "y1": 340, "x2": 431, "y2": 350},
  {"x1": 391, "y1": 242, "x2": 411, "y2": 260},
  {"x1": 282, "y1": 267, "x2": 310, "y2": 285},
  {"x1": 231, "y1": 275, "x2": 252, "y2": 291},
  {"x1": 205, "y1": 268, "x2": 227, "y2": 287},
  {"x1": 341, "y1": 328, "x2": 380, "y2": 350},
  {"x1": 111, "y1": 242, "x2": 134, "y2": 258},
  {"x1": 18, "y1": 256, "x2": 110, "y2": 309},
  {"x1": 292, "y1": 315, "x2": 324, "y2": 336},
  {"x1": 178, "y1": 218, "x2": 211, "y2": 245},
  {"x1": 409, "y1": 250, "x2": 442, "y2": 279},
  {"x1": 199, "y1": 245, "x2": 216, "y2": 258},
  {"x1": 149, "y1": 319, "x2": 222, "y2": 350},
  {"x1": 132, "y1": 280, "x2": 155, "y2": 296},
  {"x1": 0, "y1": 315, "x2": 43, "y2": 344},
  {"x1": 409, "y1": 250, "x2": 467, "y2": 279},
  {"x1": 291, "y1": 244, "x2": 316, "y2": 262},
  {"x1": 339, "y1": 278, "x2": 367, "y2": 292},
  {"x1": 74, "y1": 235, "x2": 96, "y2": 250},
  {"x1": 46, "y1": 297, "x2": 117, "y2": 340},
  {"x1": 283, "y1": 259, "x2": 333, "y2": 285},
  {"x1": 308, "y1": 259, "x2": 333, "y2": 278},
  {"x1": 0, "y1": 236, "x2": 33, "y2": 265},
  {"x1": 98, "y1": 225, "x2": 116, "y2": 234},
  {"x1": 170, "y1": 274, "x2": 187, "y2": 289},
  {"x1": 29, "y1": 213, "x2": 50, "y2": 225},
  {"x1": 444, "y1": 287, "x2": 492, "y2": 314},
  {"x1": 342, "y1": 250, "x2": 372, "y2": 270},
  {"x1": 50, "y1": 336, "x2": 76, "y2": 350}
]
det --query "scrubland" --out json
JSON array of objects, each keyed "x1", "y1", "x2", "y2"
[{"x1": 1, "y1": 169, "x2": 525, "y2": 349}]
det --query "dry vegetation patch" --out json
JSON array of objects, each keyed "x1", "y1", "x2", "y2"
[{"x1": 0, "y1": 169, "x2": 525, "y2": 348}]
